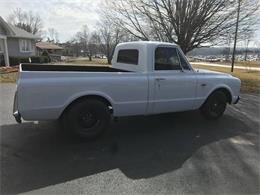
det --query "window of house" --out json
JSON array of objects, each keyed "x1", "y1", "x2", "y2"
[
  {"x1": 20, "y1": 39, "x2": 33, "y2": 52},
  {"x1": 155, "y1": 47, "x2": 181, "y2": 70},
  {"x1": 0, "y1": 39, "x2": 3, "y2": 53},
  {"x1": 117, "y1": 49, "x2": 139, "y2": 65}
]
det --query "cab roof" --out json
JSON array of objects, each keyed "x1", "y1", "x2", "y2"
[{"x1": 117, "y1": 41, "x2": 178, "y2": 47}]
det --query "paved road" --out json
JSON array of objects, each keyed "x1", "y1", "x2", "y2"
[
  {"x1": 191, "y1": 62, "x2": 260, "y2": 71},
  {"x1": 0, "y1": 83, "x2": 259, "y2": 195}
]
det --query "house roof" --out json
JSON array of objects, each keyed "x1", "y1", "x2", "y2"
[
  {"x1": 0, "y1": 16, "x2": 14, "y2": 36},
  {"x1": 0, "y1": 16, "x2": 40, "y2": 39},
  {"x1": 8, "y1": 24, "x2": 40, "y2": 39},
  {"x1": 36, "y1": 42, "x2": 63, "y2": 50}
]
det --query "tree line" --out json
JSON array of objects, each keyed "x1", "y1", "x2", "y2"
[{"x1": 8, "y1": 0, "x2": 260, "y2": 64}]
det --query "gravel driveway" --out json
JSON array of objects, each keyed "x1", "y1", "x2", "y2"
[{"x1": 0, "y1": 83, "x2": 259, "y2": 194}]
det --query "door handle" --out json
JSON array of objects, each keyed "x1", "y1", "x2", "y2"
[{"x1": 155, "y1": 78, "x2": 166, "y2": 81}]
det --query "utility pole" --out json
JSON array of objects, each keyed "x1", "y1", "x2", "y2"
[{"x1": 231, "y1": 0, "x2": 241, "y2": 72}]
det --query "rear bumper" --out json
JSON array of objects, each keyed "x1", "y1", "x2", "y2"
[{"x1": 13, "y1": 91, "x2": 22, "y2": 123}]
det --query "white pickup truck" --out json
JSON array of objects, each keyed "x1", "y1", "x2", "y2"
[{"x1": 13, "y1": 41, "x2": 241, "y2": 139}]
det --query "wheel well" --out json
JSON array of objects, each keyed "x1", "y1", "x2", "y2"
[
  {"x1": 211, "y1": 88, "x2": 232, "y2": 104},
  {"x1": 60, "y1": 95, "x2": 113, "y2": 118}
]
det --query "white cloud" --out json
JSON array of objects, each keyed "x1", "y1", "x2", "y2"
[
  {"x1": 0, "y1": 0, "x2": 259, "y2": 44},
  {"x1": 0, "y1": 0, "x2": 101, "y2": 42}
]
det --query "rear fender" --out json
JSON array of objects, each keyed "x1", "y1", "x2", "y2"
[{"x1": 59, "y1": 91, "x2": 114, "y2": 116}]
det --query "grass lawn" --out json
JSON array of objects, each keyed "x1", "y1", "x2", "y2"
[
  {"x1": 0, "y1": 66, "x2": 19, "y2": 83},
  {"x1": 220, "y1": 61, "x2": 260, "y2": 67},
  {"x1": 192, "y1": 61, "x2": 260, "y2": 68},
  {"x1": 0, "y1": 72, "x2": 18, "y2": 83},
  {"x1": 62, "y1": 58, "x2": 108, "y2": 66},
  {"x1": 193, "y1": 65, "x2": 260, "y2": 94}
]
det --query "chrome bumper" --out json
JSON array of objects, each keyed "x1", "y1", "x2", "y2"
[
  {"x1": 234, "y1": 96, "x2": 240, "y2": 104},
  {"x1": 13, "y1": 111, "x2": 21, "y2": 123},
  {"x1": 13, "y1": 91, "x2": 22, "y2": 123}
]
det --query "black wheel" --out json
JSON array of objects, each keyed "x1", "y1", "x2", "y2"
[
  {"x1": 62, "y1": 99, "x2": 111, "y2": 139},
  {"x1": 200, "y1": 91, "x2": 227, "y2": 120}
]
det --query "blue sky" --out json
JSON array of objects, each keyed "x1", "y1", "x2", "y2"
[{"x1": 0, "y1": 0, "x2": 259, "y2": 45}]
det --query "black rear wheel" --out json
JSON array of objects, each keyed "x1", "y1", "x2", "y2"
[
  {"x1": 62, "y1": 99, "x2": 111, "y2": 139},
  {"x1": 200, "y1": 91, "x2": 227, "y2": 120}
]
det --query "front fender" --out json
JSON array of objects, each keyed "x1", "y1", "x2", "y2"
[
  {"x1": 206, "y1": 84, "x2": 234, "y2": 100},
  {"x1": 195, "y1": 84, "x2": 234, "y2": 109}
]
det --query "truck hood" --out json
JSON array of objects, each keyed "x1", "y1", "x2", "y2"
[{"x1": 195, "y1": 68, "x2": 232, "y2": 77}]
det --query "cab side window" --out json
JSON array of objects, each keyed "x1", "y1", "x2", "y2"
[
  {"x1": 177, "y1": 50, "x2": 190, "y2": 70},
  {"x1": 155, "y1": 47, "x2": 181, "y2": 70}
]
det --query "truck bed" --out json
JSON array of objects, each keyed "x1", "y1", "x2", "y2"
[{"x1": 21, "y1": 64, "x2": 131, "y2": 72}]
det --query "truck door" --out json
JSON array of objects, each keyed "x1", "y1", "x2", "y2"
[{"x1": 148, "y1": 46, "x2": 197, "y2": 114}]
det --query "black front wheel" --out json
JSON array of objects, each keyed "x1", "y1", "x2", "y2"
[
  {"x1": 62, "y1": 99, "x2": 111, "y2": 139},
  {"x1": 200, "y1": 91, "x2": 227, "y2": 120}
]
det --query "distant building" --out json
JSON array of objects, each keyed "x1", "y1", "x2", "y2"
[
  {"x1": 36, "y1": 42, "x2": 63, "y2": 61},
  {"x1": 0, "y1": 16, "x2": 40, "y2": 66}
]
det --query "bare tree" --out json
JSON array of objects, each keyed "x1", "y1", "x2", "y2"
[
  {"x1": 72, "y1": 26, "x2": 87, "y2": 57},
  {"x1": 255, "y1": 41, "x2": 260, "y2": 60},
  {"x1": 89, "y1": 32, "x2": 102, "y2": 57},
  {"x1": 106, "y1": 0, "x2": 259, "y2": 54},
  {"x1": 98, "y1": 20, "x2": 121, "y2": 64},
  {"x1": 66, "y1": 32, "x2": 83, "y2": 57},
  {"x1": 72, "y1": 39, "x2": 81, "y2": 57},
  {"x1": 221, "y1": 32, "x2": 233, "y2": 61},
  {"x1": 241, "y1": 29, "x2": 254, "y2": 61},
  {"x1": 74, "y1": 25, "x2": 99, "y2": 61},
  {"x1": 43, "y1": 28, "x2": 60, "y2": 43},
  {"x1": 8, "y1": 8, "x2": 43, "y2": 35},
  {"x1": 97, "y1": 5, "x2": 136, "y2": 65},
  {"x1": 80, "y1": 25, "x2": 89, "y2": 57}
]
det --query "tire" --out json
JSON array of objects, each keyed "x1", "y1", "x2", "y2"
[
  {"x1": 62, "y1": 99, "x2": 111, "y2": 139},
  {"x1": 200, "y1": 91, "x2": 227, "y2": 120}
]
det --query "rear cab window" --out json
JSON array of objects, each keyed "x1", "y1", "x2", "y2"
[{"x1": 117, "y1": 49, "x2": 139, "y2": 65}]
